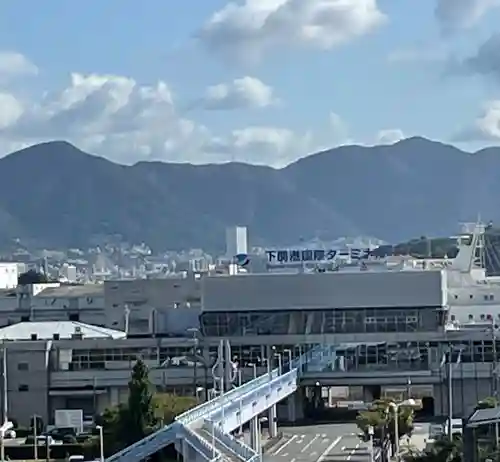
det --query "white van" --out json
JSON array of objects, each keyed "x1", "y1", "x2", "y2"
[{"x1": 444, "y1": 419, "x2": 462, "y2": 436}]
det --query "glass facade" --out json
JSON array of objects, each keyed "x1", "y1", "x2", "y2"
[
  {"x1": 57, "y1": 338, "x2": 500, "y2": 374},
  {"x1": 301, "y1": 339, "x2": 500, "y2": 373},
  {"x1": 200, "y1": 307, "x2": 443, "y2": 337},
  {"x1": 66, "y1": 346, "x2": 193, "y2": 370}
]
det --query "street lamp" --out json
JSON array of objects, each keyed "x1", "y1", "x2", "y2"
[
  {"x1": 187, "y1": 327, "x2": 200, "y2": 398},
  {"x1": 247, "y1": 363, "x2": 257, "y2": 379},
  {"x1": 258, "y1": 417, "x2": 268, "y2": 459},
  {"x1": 272, "y1": 347, "x2": 282, "y2": 375},
  {"x1": 32, "y1": 414, "x2": 39, "y2": 461},
  {"x1": 96, "y1": 425, "x2": 104, "y2": 462},
  {"x1": 388, "y1": 399, "x2": 418, "y2": 462},
  {"x1": 284, "y1": 349, "x2": 292, "y2": 371},
  {"x1": 195, "y1": 387, "x2": 204, "y2": 402},
  {"x1": 368, "y1": 425, "x2": 374, "y2": 462}
]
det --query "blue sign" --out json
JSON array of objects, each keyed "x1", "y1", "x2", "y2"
[
  {"x1": 234, "y1": 253, "x2": 250, "y2": 267},
  {"x1": 265, "y1": 248, "x2": 370, "y2": 264}
]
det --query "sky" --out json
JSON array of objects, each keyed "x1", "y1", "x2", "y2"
[{"x1": 0, "y1": 0, "x2": 500, "y2": 167}]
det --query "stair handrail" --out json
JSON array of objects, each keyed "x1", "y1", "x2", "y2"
[
  {"x1": 183, "y1": 424, "x2": 222, "y2": 462},
  {"x1": 205, "y1": 419, "x2": 258, "y2": 462},
  {"x1": 177, "y1": 369, "x2": 279, "y2": 425},
  {"x1": 178, "y1": 344, "x2": 326, "y2": 426}
]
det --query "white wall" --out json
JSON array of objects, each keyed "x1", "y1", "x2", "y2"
[{"x1": 0, "y1": 263, "x2": 18, "y2": 289}]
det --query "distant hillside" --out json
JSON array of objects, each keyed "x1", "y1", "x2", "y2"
[{"x1": 0, "y1": 138, "x2": 499, "y2": 251}]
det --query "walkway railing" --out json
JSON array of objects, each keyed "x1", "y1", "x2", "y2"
[
  {"x1": 206, "y1": 419, "x2": 259, "y2": 462},
  {"x1": 177, "y1": 369, "x2": 279, "y2": 425},
  {"x1": 106, "y1": 343, "x2": 335, "y2": 462}
]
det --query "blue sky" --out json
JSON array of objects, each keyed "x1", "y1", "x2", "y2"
[{"x1": 0, "y1": 0, "x2": 499, "y2": 166}]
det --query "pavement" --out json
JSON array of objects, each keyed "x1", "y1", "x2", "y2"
[
  {"x1": 400, "y1": 423, "x2": 431, "y2": 455},
  {"x1": 266, "y1": 421, "x2": 432, "y2": 462},
  {"x1": 266, "y1": 423, "x2": 368, "y2": 462}
]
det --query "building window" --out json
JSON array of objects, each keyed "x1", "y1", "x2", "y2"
[
  {"x1": 18, "y1": 385, "x2": 29, "y2": 392},
  {"x1": 17, "y1": 362, "x2": 29, "y2": 371}
]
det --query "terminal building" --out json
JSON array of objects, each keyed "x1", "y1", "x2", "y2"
[
  {"x1": 0, "y1": 262, "x2": 496, "y2": 426},
  {"x1": 3, "y1": 224, "x2": 500, "y2": 426}
]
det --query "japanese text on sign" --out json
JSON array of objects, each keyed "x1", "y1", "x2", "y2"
[{"x1": 265, "y1": 248, "x2": 370, "y2": 264}]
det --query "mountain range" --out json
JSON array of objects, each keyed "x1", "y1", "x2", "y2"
[{"x1": 0, "y1": 138, "x2": 498, "y2": 252}]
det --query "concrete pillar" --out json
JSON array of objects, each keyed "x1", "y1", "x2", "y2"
[
  {"x1": 224, "y1": 339, "x2": 233, "y2": 392},
  {"x1": 109, "y1": 387, "x2": 120, "y2": 407},
  {"x1": 266, "y1": 345, "x2": 273, "y2": 373},
  {"x1": 268, "y1": 404, "x2": 278, "y2": 438},
  {"x1": 182, "y1": 438, "x2": 189, "y2": 462},
  {"x1": 286, "y1": 389, "x2": 305, "y2": 422},
  {"x1": 362, "y1": 386, "x2": 374, "y2": 403},
  {"x1": 288, "y1": 395, "x2": 297, "y2": 422},
  {"x1": 250, "y1": 416, "x2": 260, "y2": 451}
]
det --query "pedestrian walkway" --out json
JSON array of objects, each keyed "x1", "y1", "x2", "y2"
[{"x1": 106, "y1": 344, "x2": 337, "y2": 462}]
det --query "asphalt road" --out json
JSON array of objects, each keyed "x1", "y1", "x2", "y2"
[{"x1": 267, "y1": 424, "x2": 370, "y2": 462}]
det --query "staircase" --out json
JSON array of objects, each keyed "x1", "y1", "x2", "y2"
[{"x1": 106, "y1": 344, "x2": 335, "y2": 462}]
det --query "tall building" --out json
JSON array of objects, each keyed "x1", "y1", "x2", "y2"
[{"x1": 225, "y1": 226, "x2": 248, "y2": 258}]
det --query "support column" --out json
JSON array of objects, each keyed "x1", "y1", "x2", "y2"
[
  {"x1": 288, "y1": 394, "x2": 297, "y2": 422},
  {"x1": 250, "y1": 416, "x2": 260, "y2": 452},
  {"x1": 268, "y1": 404, "x2": 278, "y2": 438},
  {"x1": 224, "y1": 339, "x2": 233, "y2": 392}
]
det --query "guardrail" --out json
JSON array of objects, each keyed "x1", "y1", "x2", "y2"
[
  {"x1": 107, "y1": 343, "x2": 332, "y2": 462},
  {"x1": 106, "y1": 422, "x2": 181, "y2": 462},
  {"x1": 178, "y1": 344, "x2": 329, "y2": 426},
  {"x1": 183, "y1": 425, "x2": 219, "y2": 462},
  {"x1": 177, "y1": 369, "x2": 279, "y2": 425},
  {"x1": 205, "y1": 420, "x2": 259, "y2": 462}
]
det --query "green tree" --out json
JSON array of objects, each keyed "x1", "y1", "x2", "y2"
[
  {"x1": 119, "y1": 359, "x2": 157, "y2": 446},
  {"x1": 18, "y1": 269, "x2": 48, "y2": 285},
  {"x1": 96, "y1": 360, "x2": 199, "y2": 457},
  {"x1": 474, "y1": 396, "x2": 497, "y2": 412},
  {"x1": 356, "y1": 399, "x2": 414, "y2": 445},
  {"x1": 154, "y1": 393, "x2": 197, "y2": 425},
  {"x1": 404, "y1": 436, "x2": 462, "y2": 462}
]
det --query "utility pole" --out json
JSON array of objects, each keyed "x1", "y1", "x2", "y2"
[
  {"x1": 492, "y1": 321, "x2": 498, "y2": 399},
  {"x1": 447, "y1": 352, "x2": 453, "y2": 441},
  {"x1": 2, "y1": 347, "x2": 6, "y2": 419},
  {"x1": 1, "y1": 346, "x2": 6, "y2": 462}
]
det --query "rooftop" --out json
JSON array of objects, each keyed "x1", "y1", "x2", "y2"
[
  {"x1": 468, "y1": 406, "x2": 500, "y2": 427},
  {"x1": 36, "y1": 284, "x2": 104, "y2": 298},
  {"x1": 0, "y1": 321, "x2": 125, "y2": 341}
]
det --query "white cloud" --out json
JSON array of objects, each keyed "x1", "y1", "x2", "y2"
[
  {"x1": 200, "y1": 76, "x2": 277, "y2": 110},
  {"x1": 205, "y1": 126, "x2": 314, "y2": 166},
  {"x1": 377, "y1": 129, "x2": 406, "y2": 145},
  {"x1": 0, "y1": 93, "x2": 23, "y2": 129},
  {"x1": 453, "y1": 101, "x2": 500, "y2": 142},
  {"x1": 0, "y1": 51, "x2": 38, "y2": 81},
  {"x1": 435, "y1": 0, "x2": 499, "y2": 33},
  {"x1": 199, "y1": 0, "x2": 386, "y2": 63},
  {"x1": 0, "y1": 63, "x2": 321, "y2": 166},
  {"x1": 0, "y1": 71, "x2": 212, "y2": 164}
]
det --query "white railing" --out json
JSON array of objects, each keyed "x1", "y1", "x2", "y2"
[
  {"x1": 105, "y1": 421, "x2": 181, "y2": 462},
  {"x1": 177, "y1": 369, "x2": 280, "y2": 425},
  {"x1": 183, "y1": 425, "x2": 219, "y2": 461},
  {"x1": 107, "y1": 343, "x2": 334, "y2": 462},
  {"x1": 206, "y1": 419, "x2": 259, "y2": 462}
]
